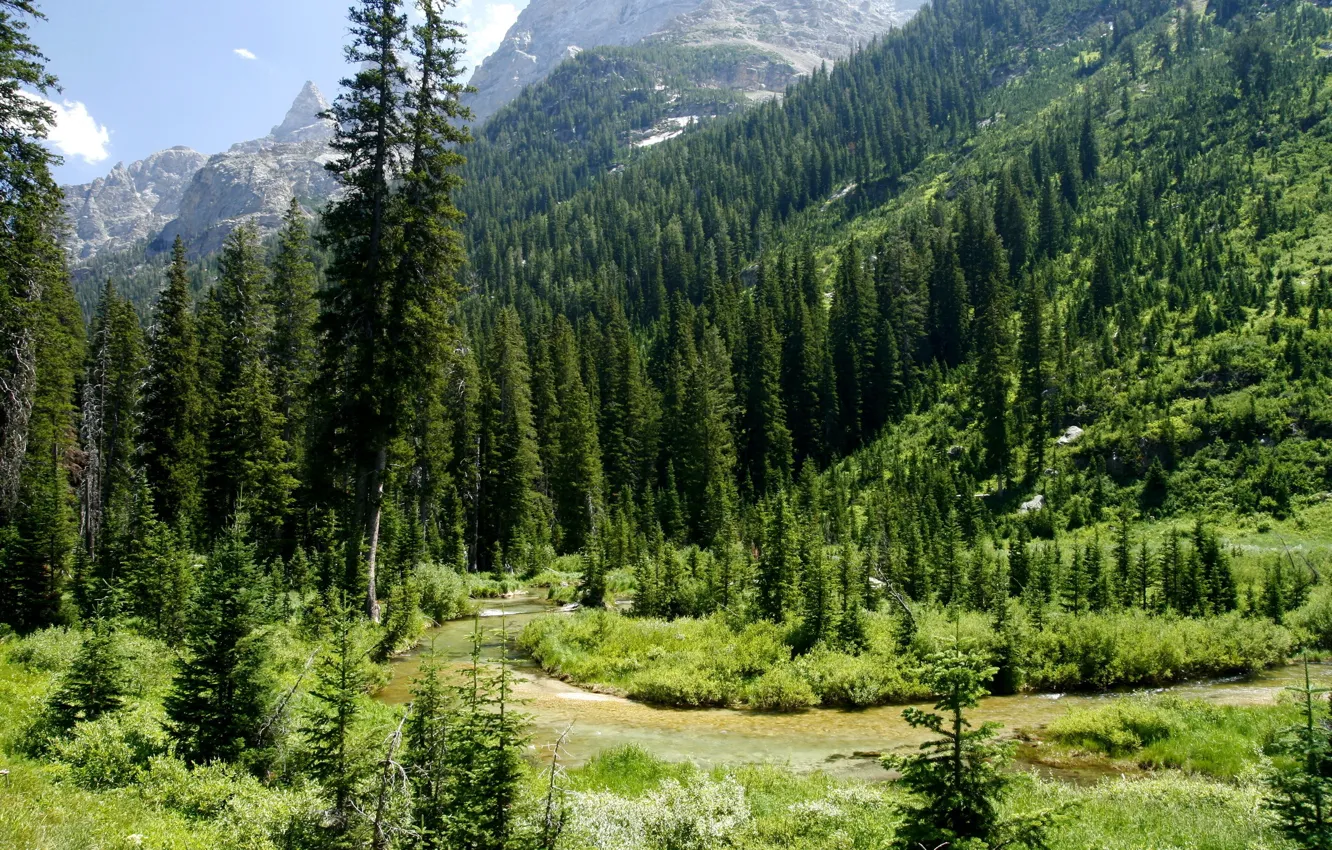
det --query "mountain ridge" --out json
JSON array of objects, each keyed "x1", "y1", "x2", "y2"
[
  {"x1": 464, "y1": 0, "x2": 910, "y2": 122},
  {"x1": 60, "y1": 81, "x2": 336, "y2": 262}
]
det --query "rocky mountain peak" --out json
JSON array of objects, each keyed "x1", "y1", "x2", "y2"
[
  {"x1": 62, "y1": 81, "x2": 338, "y2": 262},
  {"x1": 269, "y1": 80, "x2": 334, "y2": 143}
]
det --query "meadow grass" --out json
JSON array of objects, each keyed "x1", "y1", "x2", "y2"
[{"x1": 1044, "y1": 696, "x2": 1300, "y2": 779}]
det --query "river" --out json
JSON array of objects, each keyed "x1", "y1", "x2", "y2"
[{"x1": 376, "y1": 591, "x2": 1319, "y2": 781}]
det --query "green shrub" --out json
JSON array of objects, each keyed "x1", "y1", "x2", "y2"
[
  {"x1": 467, "y1": 573, "x2": 525, "y2": 598},
  {"x1": 1288, "y1": 585, "x2": 1332, "y2": 649},
  {"x1": 795, "y1": 649, "x2": 926, "y2": 707},
  {"x1": 49, "y1": 703, "x2": 168, "y2": 789},
  {"x1": 748, "y1": 665, "x2": 818, "y2": 712},
  {"x1": 11, "y1": 627, "x2": 81, "y2": 672},
  {"x1": 417, "y1": 562, "x2": 471, "y2": 623},
  {"x1": 628, "y1": 666, "x2": 733, "y2": 707},
  {"x1": 141, "y1": 756, "x2": 324, "y2": 849}
]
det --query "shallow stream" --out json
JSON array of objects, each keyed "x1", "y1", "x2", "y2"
[{"x1": 376, "y1": 591, "x2": 1321, "y2": 780}]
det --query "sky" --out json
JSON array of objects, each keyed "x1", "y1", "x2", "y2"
[{"x1": 35, "y1": 0, "x2": 525, "y2": 185}]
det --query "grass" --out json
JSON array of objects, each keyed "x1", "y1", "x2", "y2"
[
  {"x1": 1043, "y1": 696, "x2": 1300, "y2": 779},
  {"x1": 559, "y1": 745, "x2": 1292, "y2": 850}
]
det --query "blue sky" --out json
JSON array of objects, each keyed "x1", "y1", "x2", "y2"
[{"x1": 36, "y1": 0, "x2": 524, "y2": 185}]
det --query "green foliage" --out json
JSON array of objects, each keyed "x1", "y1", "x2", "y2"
[
  {"x1": 416, "y1": 561, "x2": 471, "y2": 622},
  {"x1": 1047, "y1": 696, "x2": 1297, "y2": 779},
  {"x1": 886, "y1": 649, "x2": 1044, "y2": 849},
  {"x1": 301, "y1": 596, "x2": 377, "y2": 845},
  {"x1": 164, "y1": 524, "x2": 273, "y2": 765},
  {"x1": 42, "y1": 619, "x2": 127, "y2": 733},
  {"x1": 1264, "y1": 661, "x2": 1332, "y2": 849}
]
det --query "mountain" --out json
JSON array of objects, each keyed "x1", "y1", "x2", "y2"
[
  {"x1": 464, "y1": 0, "x2": 910, "y2": 122},
  {"x1": 60, "y1": 81, "x2": 336, "y2": 262},
  {"x1": 60, "y1": 146, "x2": 209, "y2": 262}
]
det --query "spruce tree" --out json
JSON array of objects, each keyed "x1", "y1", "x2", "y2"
[
  {"x1": 206, "y1": 224, "x2": 295, "y2": 548},
  {"x1": 165, "y1": 523, "x2": 271, "y2": 765},
  {"x1": 887, "y1": 650, "x2": 1045, "y2": 848},
  {"x1": 45, "y1": 617, "x2": 126, "y2": 732},
  {"x1": 304, "y1": 596, "x2": 376, "y2": 845},
  {"x1": 404, "y1": 651, "x2": 452, "y2": 849},
  {"x1": 141, "y1": 237, "x2": 206, "y2": 537},
  {"x1": 79, "y1": 280, "x2": 145, "y2": 563},
  {"x1": 267, "y1": 198, "x2": 319, "y2": 474},
  {"x1": 478, "y1": 308, "x2": 544, "y2": 572},
  {"x1": 1265, "y1": 660, "x2": 1332, "y2": 849},
  {"x1": 548, "y1": 316, "x2": 602, "y2": 553}
]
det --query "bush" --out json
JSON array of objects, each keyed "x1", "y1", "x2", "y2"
[
  {"x1": 417, "y1": 562, "x2": 471, "y2": 623},
  {"x1": 11, "y1": 627, "x2": 81, "y2": 672},
  {"x1": 566, "y1": 775, "x2": 750, "y2": 850},
  {"x1": 628, "y1": 666, "x2": 732, "y2": 707},
  {"x1": 795, "y1": 648, "x2": 927, "y2": 707},
  {"x1": 49, "y1": 703, "x2": 168, "y2": 789},
  {"x1": 1288, "y1": 585, "x2": 1332, "y2": 649},
  {"x1": 141, "y1": 756, "x2": 324, "y2": 849},
  {"x1": 748, "y1": 665, "x2": 818, "y2": 712},
  {"x1": 467, "y1": 573, "x2": 526, "y2": 598}
]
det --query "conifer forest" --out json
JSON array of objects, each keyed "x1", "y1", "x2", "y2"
[{"x1": 11, "y1": 0, "x2": 1332, "y2": 844}]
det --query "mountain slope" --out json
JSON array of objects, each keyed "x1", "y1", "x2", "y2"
[{"x1": 465, "y1": 0, "x2": 908, "y2": 122}]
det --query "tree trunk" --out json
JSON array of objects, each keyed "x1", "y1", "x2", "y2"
[{"x1": 365, "y1": 445, "x2": 388, "y2": 623}]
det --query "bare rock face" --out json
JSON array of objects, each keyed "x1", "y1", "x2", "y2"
[
  {"x1": 155, "y1": 83, "x2": 337, "y2": 255},
  {"x1": 62, "y1": 146, "x2": 209, "y2": 261},
  {"x1": 61, "y1": 82, "x2": 337, "y2": 261},
  {"x1": 465, "y1": 0, "x2": 907, "y2": 123}
]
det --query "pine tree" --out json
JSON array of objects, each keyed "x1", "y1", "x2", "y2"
[
  {"x1": 1017, "y1": 274, "x2": 1047, "y2": 476},
  {"x1": 404, "y1": 650, "x2": 453, "y2": 849},
  {"x1": 441, "y1": 624, "x2": 531, "y2": 850},
  {"x1": 304, "y1": 596, "x2": 376, "y2": 845},
  {"x1": 738, "y1": 300, "x2": 793, "y2": 497},
  {"x1": 79, "y1": 280, "x2": 145, "y2": 563},
  {"x1": 548, "y1": 316, "x2": 602, "y2": 553},
  {"x1": 888, "y1": 650, "x2": 1044, "y2": 848},
  {"x1": 141, "y1": 237, "x2": 205, "y2": 537},
  {"x1": 757, "y1": 496, "x2": 800, "y2": 622},
  {"x1": 478, "y1": 308, "x2": 544, "y2": 573},
  {"x1": 0, "y1": 0, "x2": 66, "y2": 518},
  {"x1": 677, "y1": 327, "x2": 737, "y2": 547},
  {"x1": 267, "y1": 198, "x2": 319, "y2": 474},
  {"x1": 206, "y1": 224, "x2": 295, "y2": 548},
  {"x1": 830, "y1": 240, "x2": 879, "y2": 449},
  {"x1": 45, "y1": 617, "x2": 126, "y2": 732},
  {"x1": 165, "y1": 523, "x2": 272, "y2": 765},
  {"x1": 320, "y1": 0, "x2": 468, "y2": 619},
  {"x1": 0, "y1": 1, "x2": 82, "y2": 631},
  {"x1": 1265, "y1": 660, "x2": 1332, "y2": 849}
]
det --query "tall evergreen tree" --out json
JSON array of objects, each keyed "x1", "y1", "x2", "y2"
[
  {"x1": 319, "y1": 0, "x2": 468, "y2": 619},
  {"x1": 206, "y1": 224, "x2": 295, "y2": 548},
  {"x1": 547, "y1": 316, "x2": 602, "y2": 553},
  {"x1": 165, "y1": 523, "x2": 272, "y2": 765},
  {"x1": 141, "y1": 237, "x2": 205, "y2": 537},
  {"x1": 478, "y1": 308, "x2": 544, "y2": 572},
  {"x1": 267, "y1": 198, "x2": 319, "y2": 475}
]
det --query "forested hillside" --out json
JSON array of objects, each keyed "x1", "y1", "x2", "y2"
[{"x1": 7, "y1": 0, "x2": 1332, "y2": 845}]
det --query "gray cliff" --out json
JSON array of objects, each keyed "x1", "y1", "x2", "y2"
[
  {"x1": 61, "y1": 81, "x2": 337, "y2": 261},
  {"x1": 465, "y1": 0, "x2": 907, "y2": 123}
]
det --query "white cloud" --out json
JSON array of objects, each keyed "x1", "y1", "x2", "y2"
[
  {"x1": 42, "y1": 98, "x2": 111, "y2": 164},
  {"x1": 234, "y1": 47, "x2": 257, "y2": 60}
]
